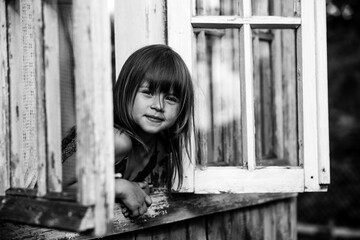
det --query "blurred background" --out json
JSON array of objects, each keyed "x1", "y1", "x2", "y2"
[{"x1": 297, "y1": 0, "x2": 360, "y2": 239}]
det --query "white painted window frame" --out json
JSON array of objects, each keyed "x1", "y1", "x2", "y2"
[{"x1": 167, "y1": 0, "x2": 330, "y2": 193}]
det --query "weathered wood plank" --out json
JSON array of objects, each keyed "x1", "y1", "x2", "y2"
[
  {"x1": 194, "y1": 167, "x2": 304, "y2": 193},
  {"x1": 8, "y1": 0, "x2": 24, "y2": 188},
  {"x1": 191, "y1": 16, "x2": 301, "y2": 29},
  {"x1": 0, "y1": 196, "x2": 94, "y2": 232},
  {"x1": 188, "y1": 216, "x2": 206, "y2": 240},
  {"x1": 72, "y1": 0, "x2": 114, "y2": 235},
  {"x1": 43, "y1": 0, "x2": 62, "y2": 192},
  {"x1": 32, "y1": 0, "x2": 47, "y2": 197},
  {"x1": 230, "y1": 208, "x2": 246, "y2": 239},
  {"x1": 301, "y1": 0, "x2": 323, "y2": 191},
  {"x1": 315, "y1": 0, "x2": 330, "y2": 185},
  {"x1": 0, "y1": 0, "x2": 10, "y2": 195},
  {"x1": 0, "y1": 194, "x2": 297, "y2": 239},
  {"x1": 167, "y1": 0, "x2": 195, "y2": 192},
  {"x1": 169, "y1": 220, "x2": 187, "y2": 240},
  {"x1": 8, "y1": 0, "x2": 42, "y2": 189},
  {"x1": 114, "y1": 0, "x2": 166, "y2": 74},
  {"x1": 152, "y1": 224, "x2": 170, "y2": 240}
]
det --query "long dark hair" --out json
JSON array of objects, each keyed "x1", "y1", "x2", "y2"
[{"x1": 113, "y1": 44, "x2": 194, "y2": 191}]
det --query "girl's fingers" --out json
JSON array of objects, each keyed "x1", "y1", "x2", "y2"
[
  {"x1": 131, "y1": 209, "x2": 140, "y2": 218},
  {"x1": 145, "y1": 195, "x2": 152, "y2": 206},
  {"x1": 137, "y1": 181, "x2": 147, "y2": 189}
]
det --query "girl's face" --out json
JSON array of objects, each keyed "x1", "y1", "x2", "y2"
[{"x1": 131, "y1": 82, "x2": 180, "y2": 137}]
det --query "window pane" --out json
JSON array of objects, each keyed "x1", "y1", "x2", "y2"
[
  {"x1": 194, "y1": 0, "x2": 300, "y2": 17},
  {"x1": 194, "y1": 28, "x2": 243, "y2": 167},
  {"x1": 252, "y1": 0, "x2": 300, "y2": 17},
  {"x1": 195, "y1": 0, "x2": 242, "y2": 16},
  {"x1": 252, "y1": 29, "x2": 298, "y2": 167}
]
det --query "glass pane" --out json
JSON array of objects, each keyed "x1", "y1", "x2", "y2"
[
  {"x1": 195, "y1": 0, "x2": 242, "y2": 16},
  {"x1": 195, "y1": 0, "x2": 300, "y2": 17},
  {"x1": 194, "y1": 28, "x2": 242, "y2": 167},
  {"x1": 252, "y1": 0, "x2": 300, "y2": 17},
  {"x1": 252, "y1": 29, "x2": 298, "y2": 167}
]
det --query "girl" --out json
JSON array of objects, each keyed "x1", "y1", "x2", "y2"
[{"x1": 62, "y1": 44, "x2": 194, "y2": 218}]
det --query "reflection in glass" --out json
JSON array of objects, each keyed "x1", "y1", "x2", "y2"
[
  {"x1": 194, "y1": 28, "x2": 242, "y2": 167},
  {"x1": 253, "y1": 29, "x2": 298, "y2": 167}
]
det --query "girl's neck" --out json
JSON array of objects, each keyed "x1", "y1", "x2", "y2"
[{"x1": 134, "y1": 132, "x2": 157, "y2": 152}]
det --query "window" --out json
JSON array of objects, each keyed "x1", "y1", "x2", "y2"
[{"x1": 166, "y1": 0, "x2": 330, "y2": 193}]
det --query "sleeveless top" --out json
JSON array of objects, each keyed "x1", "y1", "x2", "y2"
[
  {"x1": 61, "y1": 126, "x2": 162, "y2": 184},
  {"x1": 114, "y1": 142, "x2": 159, "y2": 182}
]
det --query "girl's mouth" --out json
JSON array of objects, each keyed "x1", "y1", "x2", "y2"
[{"x1": 145, "y1": 115, "x2": 165, "y2": 122}]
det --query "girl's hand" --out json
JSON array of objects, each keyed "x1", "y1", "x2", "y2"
[{"x1": 115, "y1": 179, "x2": 152, "y2": 218}]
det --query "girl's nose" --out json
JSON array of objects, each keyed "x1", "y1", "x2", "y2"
[{"x1": 151, "y1": 94, "x2": 164, "y2": 112}]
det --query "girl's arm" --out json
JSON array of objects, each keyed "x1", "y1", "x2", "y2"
[{"x1": 114, "y1": 129, "x2": 132, "y2": 157}]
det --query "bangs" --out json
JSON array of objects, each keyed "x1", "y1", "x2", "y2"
[{"x1": 142, "y1": 56, "x2": 189, "y2": 99}]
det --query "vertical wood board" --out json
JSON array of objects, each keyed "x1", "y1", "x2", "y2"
[
  {"x1": 32, "y1": 0, "x2": 47, "y2": 197},
  {"x1": 0, "y1": 0, "x2": 10, "y2": 195},
  {"x1": 43, "y1": 0, "x2": 62, "y2": 192},
  {"x1": 315, "y1": 0, "x2": 330, "y2": 185},
  {"x1": 167, "y1": 0, "x2": 195, "y2": 192},
  {"x1": 73, "y1": 0, "x2": 114, "y2": 235},
  {"x1": 301, "y1": 0, "x2": 321, "y2": 191},
  {"x1": 114, "y1": 0, "x2": 166, "y2": 75}
]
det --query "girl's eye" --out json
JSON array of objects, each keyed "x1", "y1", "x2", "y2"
[
  {"x1": 165, "y1": 95, "x2": 179, "y2": 104},
  {"x1": 141, "y1": 89, "x2": 153, "y2": 96}
]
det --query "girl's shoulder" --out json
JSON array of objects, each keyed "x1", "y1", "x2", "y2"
[{"x1": 114, "y1": 128, "x2": 133, "y2": 156}]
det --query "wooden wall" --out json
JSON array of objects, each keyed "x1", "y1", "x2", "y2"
[
  {"x1": 102, "y1": 197, "x2": 297, "y2": 240},
  {"x1": 0, "y1": 196, "x2": 297, "y2": 240}
]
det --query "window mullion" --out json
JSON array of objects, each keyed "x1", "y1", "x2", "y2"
[{"x1": 240, "y1": 24, "x2": 256, "y2": 171}]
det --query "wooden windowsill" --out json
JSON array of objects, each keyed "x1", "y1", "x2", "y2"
[{"x1": 0, "y1": 191, "x2": 297, "y2": 239}]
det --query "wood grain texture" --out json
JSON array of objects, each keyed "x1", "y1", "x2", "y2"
[
  {"x1": 301, "y1": 0, "x2": 323, "y2": 192},
  {"x1": 191, "y1": 16, "x2": 301, "y2": 29},
  {"x1": 43, "y1": 0, "x2": 62, "y2": 193},
  {"x1": 72, "y1": 0, "x2": 114, "y2": 235},
  {"x1": 0, "y1": 0, "x2": 10, "y2": 195},
  {"x1": 33, "y1": 0, "x2": 47, "y2": 197},
  {"x1": 8, "y1": 0, "x2": 41, "y2": 189},
  {"x1": 0, "y1": 196, "x2": 94, "y2": 232},
  {"x1": 194, "y1": 167, "x2": 304, "y2": 193},
  {"x1": 114, "y1": 0, "x2": 166, "y2": 75},
  {"x1": 315, "y1": 0, "x2": 330, "y2": 185},
  {"x1": 167, "y1": 0, "x2": 195, "y2": 192},
  {"x1": 0, "y1": 194, "x2": 296, "y2": 240}
]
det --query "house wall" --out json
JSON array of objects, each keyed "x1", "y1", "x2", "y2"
[
  {"x1": 0, "y1": 196, "x2": 297, "y2": 240},
  {"x1": 106, "y1": 197, "x2": 297, "y2": 240}
]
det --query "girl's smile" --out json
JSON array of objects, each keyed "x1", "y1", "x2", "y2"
[{"x1": 132, "y1": 82, "x2": 180, "y2": 136}]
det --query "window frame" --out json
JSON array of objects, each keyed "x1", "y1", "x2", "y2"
[{"x1": 167, "y1": 0, "x2": 330, "y2": 193}]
